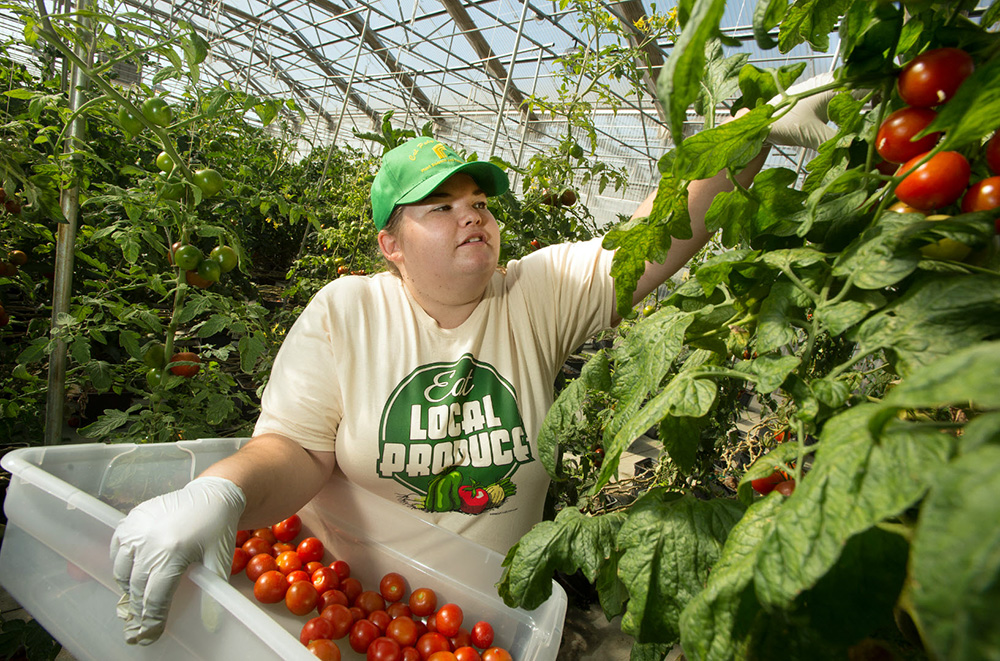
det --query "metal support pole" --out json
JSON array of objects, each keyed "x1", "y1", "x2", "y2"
[
  {"x1": 488, "y1": 0, "x2": 532, "y2": 157},
  {"x1": 511, "y1": 48, "x2": 543, "y2": 191},
  {"x1": 331, "y1": 8, "x2": 369, "y2": 145},
  {"x1": 44, "y1": 0, "x2": 92, "y2": 445}
]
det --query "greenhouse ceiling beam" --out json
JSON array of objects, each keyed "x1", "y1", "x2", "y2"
[
  {"x1": 605, "y1": 0, "x2": 667, "y2": 124},
  {"x1": 308, "y1": 0, "x2": 441, "y2": 118},
  {"x1": 435, "y1": 0, "x2": 539, "y2": 123},
  {"x1": 190, "y1": 0, "x2": 381, "y2": 124}
]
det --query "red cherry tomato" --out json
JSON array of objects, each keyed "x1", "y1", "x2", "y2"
[
  {"x1": 427, "y1": 652, "x2": 458, "y2": 661},
  {"x1": 272, "y1": 514, "x2": 302, "y2": 543},
  {"x1": 349, "y1": 619, "x2": 382, "y2": 654},
  {"x1": 305, "y1": 561, "x2": 325, "y2": 575},
  {"x1": 254, "y1": 570, "x2": 288, "y2": 603},
  {"x1": 367, "y1": 636, "x2": 402, "y2": 661},
  {"x1": 320, "y1": 604, "x2": 355, "y2": 639},
  {"x1": 342, "y1": 577, "x2": 363, "y2": 604},
  {"x1": 387, "y1": 601, "x2": 412, "y2": 619},
  {"x1": 750, "y1": 471, "x2": 785, "y2": 496},
  {"x1": 235, "y1": 529, "x2": 252, "y2": 547},
  {"x1": 307, "y1": 639, "x2": 342, "y2": 661},
  {"x1": 297, "y1": 537, "x2": 326, "y2": 564},
  {"x1": 895, "y1": 151, "x2": 970, "y2": 211},
  {"x1": 986, "y1": 132, "x2": 1000, "y2": 176},
  {"x1": 302, "y1": 616, "x2": 336, "y2": 645},
  {"x1": 318, "y1": 589, "x2": 350, "y2": 612},
  {"x1": 252, "y1": 527, "x2": 277, "y2": 545},
  {"x1": 231, "y1": 548, "x2": 250, "y2": 576},
  {"x1": 416, "y1": 632, "x2": 451, "y2": 659},
  {"x1": 480, "y1": 648, "x2": 513, "y2": 661},
  {"x1": 449, "y1": 627, "x2": 471, "y2": 650},
  {"x1": 409, "y1": 587, "x2": 438, "y2": 618},
  {"x1": 379, "y1": 572, "x2": 407, "y2": 603},
  {"x1": 435, "y1": 604, "x2": 464, "y2": 638},
  {"x1": 775, "y1": 479, "x2": 797, "y2": 496},
  {"x1": 242, "y1": 536, "x2": 272, "y2": 558},
  {"x1": 273, "y1": 542, "x2": 295, "y2": 556},
  {"x1": 386, "y1": 616, "x2": 419, "y2": 647},
  {"x1": 401, "y1": 647, "x2": 421, "y2": 661},
  {"x1": 356, "y1": 590, "x2": 387, "y2": 616},
  {"x1": 470, "y1": 621, "x2": 494, "y2": 649},
  {"x1": 313, "y1": 566, "x2": 341, "y2": 593},
  {"x1": 276, "y1": 550, "x2": 303, "y2": 575},
  {"x1": 962, "y1": 176, "x2": 1000, "y2": 213},
  {"x1": 897, "y1": 47, "x2": 974, "y2": 108},
  {"x1": 245, "y1": 553, "x2": 279, "y2": 581},
  {"x1": 875, "y1": 107, "x2": 940, "y2": 164},
  {"x1": 286, "y1": 570, "x2": 311, "y2": 585},
  {"x1": 369, "y1": 610, "x2": 392, "y2": 633},
  {"x1": 287, "y1": 581, "x2": 321, "y2": 616},
  {"x1": 455, "y1": 647, "x2": 482, "y2": 661},
  {"x1": 331, "y1": 559, "x2": 351, "y2": 580}
]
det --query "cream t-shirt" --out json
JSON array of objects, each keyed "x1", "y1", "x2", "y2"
[{"x1": 254, "y1": 238, "x2": 616, "y2": 553}]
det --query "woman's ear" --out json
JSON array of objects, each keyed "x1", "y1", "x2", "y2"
[{"x1": 378, "y1": 229, "x2": 403, "y2": 264}]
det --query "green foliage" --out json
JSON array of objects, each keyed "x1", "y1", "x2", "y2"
[
  {"x1": 500, "y1": 2, "x2": 1000, "y2": 659},
  {"x1": 0, "y1": 616, "x2": 61, "y2": 661}
]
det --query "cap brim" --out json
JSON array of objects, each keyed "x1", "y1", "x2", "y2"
[{"x1": 395, "y1": 160, "x2": 509, "y2": 208}]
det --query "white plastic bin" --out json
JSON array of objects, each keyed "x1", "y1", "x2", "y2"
[{"x1": 0, "y1": 438, "x2": 567, "y2": 660}]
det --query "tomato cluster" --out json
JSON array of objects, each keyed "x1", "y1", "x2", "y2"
[
  {"x1": 170, "y1": 241, "x2": 239, "y2": 289},
  {"x1": 877, "y1": 47, "x2": 1000, "y2": 253},
  {"x1": 232, "y1": 515, "x2": 516, "y2": 661}
]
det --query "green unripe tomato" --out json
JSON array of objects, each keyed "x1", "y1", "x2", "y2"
[
  {"x1": 155, "y1": 151, "x2": 174, "y2": 173},
  {"x1": 197, "y1": 257, "x2": 222, "y2": 282},
  {"x1": 118, "y1": 107, "x2": 144, "y2": 136},
  {"x1": 173, "y1": 244, "x2": 202, "y2": 271},
  {"x1": 143, "y1": 342, "x2": 166, "y2": 368},
  {"x1": 146, "y1": 367, "x2": 163, "y2": 388},
  {"x1": 210, "y1": 245, "x2": 238, "y2": 273},
  {"x1": 642, "y1": 304, "x2": 656, "y2": 317},
  {"x1": 192, "y1": 169, "x2": 224, "y2": 197},
  {"x1": 141, "y1": 97, "x2": 173, "y2": 127}
]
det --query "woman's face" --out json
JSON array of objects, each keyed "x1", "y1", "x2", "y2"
[{"x1": 378, "y1": 173, "x2": 501, "y2": 301}]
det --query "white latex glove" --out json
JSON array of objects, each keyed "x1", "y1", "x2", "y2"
[
  {"x1": 766, "y1": 72, "x2": 839, "y2": 150},
  {"x1": 110, "y1": 476, "x2": 246, "y2": 645}
]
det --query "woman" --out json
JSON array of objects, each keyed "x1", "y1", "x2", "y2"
[{"x1": 111, "y1": 89, "x2": 833, "y2": 645}]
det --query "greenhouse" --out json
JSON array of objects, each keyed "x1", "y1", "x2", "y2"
[{"x1": 0, "y1": 0, "x2": 998, "y2": 659}]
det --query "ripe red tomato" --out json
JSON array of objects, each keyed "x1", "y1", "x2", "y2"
[
  {"x1": 427, "y1": 652, "x2": 458, "y2": 661},
  {"x1": 254, "y1": 570, "x2": 288, "y2": 603},
  {"x1": 350, "y1": 606, "x2": 366, "y2": 622},
  {"x1": 750, "y1": 471, "x2": 785, "y2": 496},
  {"x1": 349, "y1": 619, "x2": 382, "y2": 654},
  {"x1": 895, "y1": 151, "x2": 970, "y2": 210},
  {"x1": 449, "y1": 628, "x2": 471, "y2": 650},
  {"x1": 276, "y1": 550, "x2": 304, "y2": 575},
  {"x1": 298, "y1": 537, "x2": 326, "y2": 564},
  {"x1": 235, "y1": 529, "x2": 252, "y2": 547},
  {"x1": 387, "y1": 601, "x2": 412, "y2": 619},
  {"x1": 242, "y1": 536, "x2": 272, "y2": 558},
  {"x1": 379, "y1": 572, "x2": 407, "y2": 603},
  {"x1": 331, "y1": 560, "x2": 351, "y2": 580},
  {"x1": 435, "y1": 604, "x2": 464, "y2": 638},
  {"x1": 401, "y1": 647, "x2": 421, "y2": 661},
  {"x1": 318, "y1": 589, "x2": 350, "y2": 612},
  {"x1": 313, "y1": 567, "x2": 341, "y2": 593},
  {"x1": 386, "y1": 616, "x2": 419, "y2": 647},
  {"x1": 301, "y1": 616, "x2": 337, "y2": 645},
  {"x1": 369, "y1": 610, "x2": 392, "y2": 633},
  {"x1": 356, "y1": 590, "x2": 387, "y2": 616},
  {"x1": 287, "y1": 581, "x2": 321, "y2": 616},
  {"x1": 897, "y1": 47, "x2": 974, "y2": 108},
  {"x1": 342, "y1": 577, "x2": 363, "y2": 604},
  {"x1": 454, "y1": 647, "x2": 481, "y2": 661},
  {"x1": 306, "y1": 561, "x2": 325, "y2": 575},
  {"x1": 876, "y1": 107, "x2": 940, "y2": 164},
  {"x1": 185, "y1": 269, "x2": 214, "y2": 289},
  {"x1": 409, "y1": 587, "x2": 438, "y2": 618},
  {"x1": 986, "y1": 132, "x2": 1000, "y2": 175},
  {"x1": 470, "y1": 621, "x2": 494, "y2": 649},
  {"x1": 416, "y1": 632, "x2": 451, "y2": 659},
  {"x1": 961, "y1": 176, "x2": 1000, "y2": 213},
  {"x1": 231, "y1": 548, "x2": 250, "y2": 575},
  {"x1": 307, "y1": 639, "x2": 342, "y2": 661},
  {"x1": 252, "y1": 527, "x2": 277, "y2": 544},
  {"x1": 246, "y1": 553, "x2": 279, "y2": 581},
  {"x1": 367, "y1": 636, "x2": 402, "y2": 661},
  {"x1": 169, "y1": 351, "x2": 201, "y2": 377},
  {"x1": 286, "y1": 570, "x2": 311, "y2": 585},
  {"x1": 272, "y1": 514, "x2": 302, "y2": 543},
  {"x1": 775, "y1": 479, "x2": 796, "y2": 496},
  {"x1": 320, "y1": 604, "x2": 355, "y2": 639},
  {"x1": 480, "y1": 648, "x2": 513, "y2": 661}
]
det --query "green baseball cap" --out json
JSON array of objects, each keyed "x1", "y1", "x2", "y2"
[{"x1": 370, "y1": 137, "x2": 509, "y2": 230}]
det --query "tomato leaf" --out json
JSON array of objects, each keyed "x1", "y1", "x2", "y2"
[
  {"x1": 881, "y1": 340, "x2": 1000, "y2": 411},
  {"x1": 752, "y1": 405, "x2": 955, "y2": 608},
  {"x1": 741, "y1": 354, "x2": 801, "y2": 394},
  {"x1": 925, "y1": 56, "x2": 1000, "y2": 150},
  {"x1": 679, "y1": 496, "x2": 783, "y2": 661},
  {"x1": 855, "y1": 275, "x2": 1000, "y2": 377},
  {"x1": 733, "y1": 62, "x2": 805, "y2": 112},
  {"x1": 655, "y1": 0, "x2": 728, "y2": 145},
  {"x1": 831, "y1": 212, "x2": 921, "y2": 289},
  {"x1": 910, "y1": 444, "x2": 1000, "y2": 660},
  {"x1": 617, "y1": 490, "x2": 744, "y2": 644},
  {"x1": 672, "y1": 106, "x2": 773, "y2": 181},
  {"x1": 658, "y1": 415, "x2": 703, "y2": 473},
  {"x1": 777, "y1": 0, "x2": 850, "y2": 53},
  {"x1": 752, "y1": 0, "x2": 787, "y2": 49},
  {"x1": 604, "y1": 212, "x2": 673, "y2": 319},
  {"x1": 238, "y1": 331, "x2": 266, "y2": 374},
  {"x1": 538, "y1": 350, "x2": 611, "y2": 479},
  {"x1": 497, "y1": 508, "x2": 625, "y2": 610},
  {"x1": 755, "y1": 281, "x2": 806, "y2": 353},
  {"x1": 704, "y1": 186, "x2": 757, "y2": 248}
]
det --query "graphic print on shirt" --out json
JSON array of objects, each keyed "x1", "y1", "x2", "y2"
[{"x1": 377, "y1": 353, "x2": 530, "y2": 514}]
